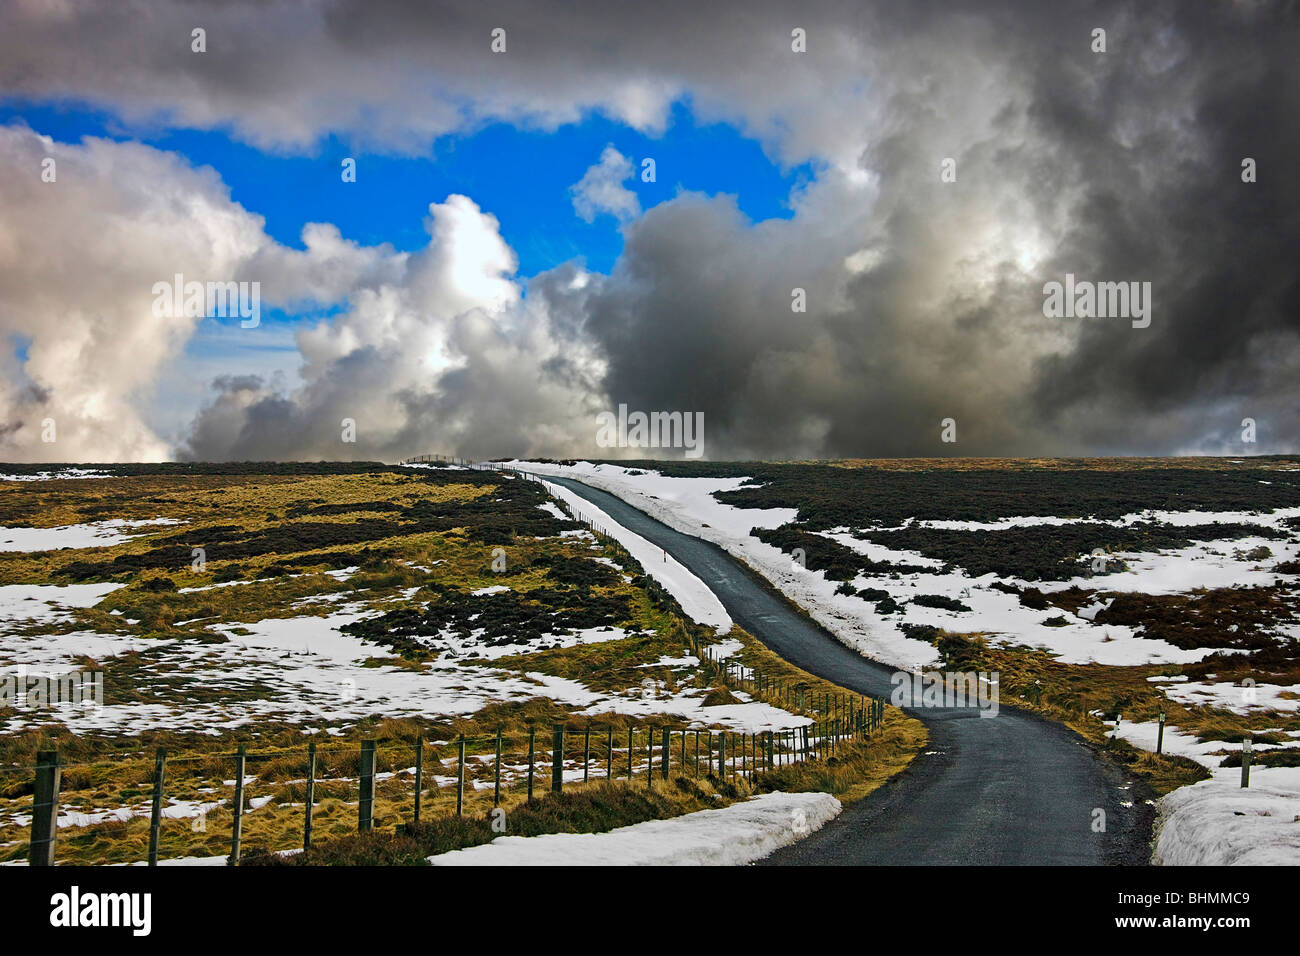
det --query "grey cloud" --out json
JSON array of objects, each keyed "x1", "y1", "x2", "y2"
[{"x1": 4, "y1": 0, "x2": 1298, "y2": 460}]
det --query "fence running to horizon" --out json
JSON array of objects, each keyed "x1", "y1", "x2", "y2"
[{"x1": 12, "y1": 691, "x2": 886, "y2": 866}]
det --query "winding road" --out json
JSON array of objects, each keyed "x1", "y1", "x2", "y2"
[{"x1": 546, "y1": 474, "x2": 1153, "y2": 865}]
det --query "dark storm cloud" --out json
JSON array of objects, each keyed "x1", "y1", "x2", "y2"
[
  {"x1": 574, "y1": 0, "x2": 1300, "y2": 457},
  {"x1": 1020, "y1": 1, "x2": 1300, "y2": 452}
]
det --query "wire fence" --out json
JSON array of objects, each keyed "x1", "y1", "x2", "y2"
[{"x1": 10, "y1": 693, "x2": 886, "y2": 866}]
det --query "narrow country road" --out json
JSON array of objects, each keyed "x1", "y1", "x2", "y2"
[{"x1": 546, "y1": 474, "x2": 1153, "y2": 865}]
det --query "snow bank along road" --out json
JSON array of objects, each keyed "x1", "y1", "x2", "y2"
[
  {"x1": 547, "y1": 475, "x2": 1153, "y2": 866},
  {"x1": 428, "y1": 792, "x2": 841, "y2": 866}
]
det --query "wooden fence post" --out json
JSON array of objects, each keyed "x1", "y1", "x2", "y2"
[
  {"x1": 413, "y1": 734, "x2": 423, "y2": 826},
  {"x1": 717, "y1": 733, "x2": 726, "y2": 778},
  {"x1": 1156, "y1": 712, "x2": 1166, "y2": 755},
  {"x1": 584, "y1": 725, "x2": 591, "y2": 783},
  {"x1": 231, "y1": 745, "x2": 246, "y2": 865},
  {"x1": 359, "y1": 739, "x2": 376, "y2": 831},
  {"x1": 304, "y1": 739, "x2": 316, "y2": 852},
  {"x1": 1241, "y1": 737, "x2": 1252, "y2": 788},
  {"x1": 646, "y1": 727, "x2": 654, "y2": 787},
  {"x1": 29, "y1": 749, "x2": 60, "y2": 867},
  {"x1": 552, "y1": 724, "x2": 565, "y2": 793},
  {"x1": 457, "y1": 735, "x2": 467, "y2": 816},
  {"x1": 527, "y1": 728, "x2": 535, "y2": 800},
  {"x1": 661, "y1": 727, "x2": 670, "y2": 779},
  {"x1": 494, "y1": 730, "x2": 503, "y2": 806},
  {"x1": 147, "y1": 748, "x2": 165, "y2": 866}
]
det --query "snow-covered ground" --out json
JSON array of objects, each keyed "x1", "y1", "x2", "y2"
[
  {"x1": 1114, "y1": 717, "x2": 1298, "y2": 767},
  {"x1": 427, "y1": 791, "x2": 840, "y2": 866},
  {"x1": 2, "y1": 794, "x2": 838, "y2": 868},
  {"x1": 0, "y1": 468, "x2": 109, "y2": 482},
  {"x1": 513, "y1": 461, "x2": 1300, "y2": 670},
  {"x1": 514, "y1": 460, "x2": 940, "y2": 668},
  {"x1": 0, "y1": 585, "x2": 801, "y2": 736},
  {"x1": 0, "y1": 582, "x2": 125, "y2": 625},
  {"x1": 0, "y1": 518, "x2": 181, "y2": 552},
  {"x1": 539, "y1": 477, "x2": 732, "y2": 635},
  {"x1": 1154, "y1": 767, "x2": 1300, "y2": 865},
  {"x1": 7, "y1": 460, "x2": 1295, "y2": 865}
]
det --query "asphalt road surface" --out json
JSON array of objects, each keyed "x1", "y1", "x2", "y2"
[{"x1": 547, "y1": 474, "x2": 1153, "y2": 865}]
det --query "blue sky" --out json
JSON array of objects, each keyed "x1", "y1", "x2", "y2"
[{"x1": 2, "y1": 99, "x2": 813, "y2": 278}]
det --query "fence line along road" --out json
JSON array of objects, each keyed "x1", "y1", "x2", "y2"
[{"x1": 19, "y1": 695, "x2": 886, "y2": 866}]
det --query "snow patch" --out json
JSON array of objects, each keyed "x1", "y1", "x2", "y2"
[{"x1": 1154, "y1": 767, "x2": 1300, "y2": 865}]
